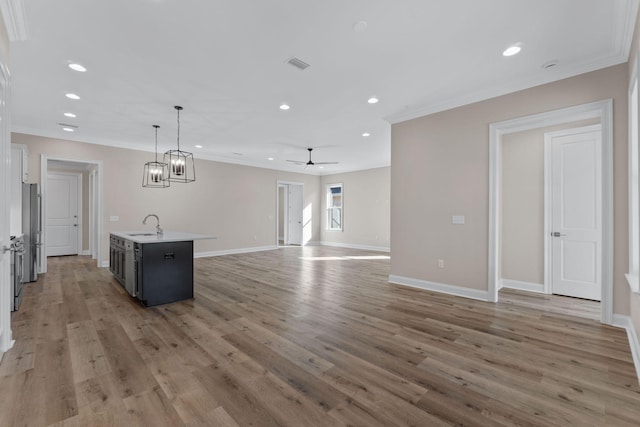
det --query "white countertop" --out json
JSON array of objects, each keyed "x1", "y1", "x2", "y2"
[{"x1": 111, "y1": 231, "x2": 216, "y2": 244}]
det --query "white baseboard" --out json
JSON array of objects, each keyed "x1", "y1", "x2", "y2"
[
  {"x1": 612, "y1": 314, "x2": 640, "y2": 384},
  {"x1": 500, "y1": 279, "x2": 545, "y2": 293},
  {"x1": 320, "y1": 241, "x2": 390, "y2": 253},
  {"x1": 80, "y1": 250, "x2": 91, "y2": 256},
  {"x1": 388, "y1": 274, "x2": 489, "y2": 302},
  {"x1": 195, "y1": 245, "x2": 277, "y2": 258},
  {"x1": 100, "y1": 260, "x2": 109, "y2": 268},
  {"x1": 0, "y1": 330, "x2": 14, "y2": 354}
]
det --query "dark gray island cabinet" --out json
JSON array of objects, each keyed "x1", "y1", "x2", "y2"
[{"x1": 109, "y1": 231, "x2": 214, "y2": 307}]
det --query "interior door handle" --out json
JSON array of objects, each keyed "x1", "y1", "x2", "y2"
[
  {"x1": 73, "y1": 224, "x2": 78, "y2": 227},
  {"x1": 551, "y1": 232, "x2": 567, "y2": 237}
]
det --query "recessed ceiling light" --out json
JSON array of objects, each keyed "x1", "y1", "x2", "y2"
[
  {"x1": 502, "y1": 45, "x2": 521, "y2": 57},
  {"x1": 279, "y1": 103, "x2": 290, "y2": 110},
  {"x1": 362, "y1": 132, "x2": 371, "y2": 137},
  {"x1": 62, "y1": 127, "x2": 74, "y2": 132},
  {"x1": 195, "y1": 145, "x2": 203, "y2": 148},
  {"x1": 268, "y1": 157, "x2": 274, "y2": 161},
  {"x1": 367, "y1": 97, "x2": 379, "y2": 104},
  {"x1": 65, "y1": 93, "x2": 80, "y2": 100},
  {"x1": 319, "y1": 166, "x2": 325, "y2": 169},
  {"x1": 68, "y1": 63, "x2": 87, "y2": 72},
  {"x1": 64, "y1": 112, "x2": 76, "y2": 118}
]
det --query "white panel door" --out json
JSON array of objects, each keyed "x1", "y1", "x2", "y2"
[
  {"x1": 550, "y1": 126, "x2": 602, "y2": 301},
  {"x1": 287, "y1": 185, "x2": 303, "y2": 245},
  {"x1": 46, "y1": 173, "x2": 79, "y2": 256}
]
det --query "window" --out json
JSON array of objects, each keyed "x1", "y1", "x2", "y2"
[{"x1": 326, "y1": 184, "x2": 343, "y2": 230}]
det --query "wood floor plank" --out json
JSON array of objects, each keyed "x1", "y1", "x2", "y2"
[
  {"x1": 222, "y1": 329, "x2": 346, "y2": 412},
  {"x1": 96, "y1": 325, "x2": 160, "y2": 399},
  {"x1": 35, "y1": 338, "x2": 79, "y2": 426},
  {"x1": 184, "y1": 406, "x2": 240, "y2": 427},
  {"x1": 227, "y1": 316, "x2": 334, "y2": 375},
  {"x1": 122, "y1": 385, "x2": 184, "y2": 427},
  {"x1": 66, "y1": 320, "x2": 111, "y2": 383},
  {"x1": 192, "y1": 362, "x2": 282, "y2": 427},
  {"x1": 0, "y1": 249, "x2": 638, "y2": 426},
  {"x1": 0, "y1": 327, "x2": 36, "y2": 376}
]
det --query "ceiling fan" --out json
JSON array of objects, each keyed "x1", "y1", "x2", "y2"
[{"x1": 286, "y1": 148, "x2": 338, "y2": 167}]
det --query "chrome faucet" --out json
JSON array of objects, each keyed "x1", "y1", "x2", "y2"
[{"x1": 143, "y1": 214, "x2": 163, "y2": 235}]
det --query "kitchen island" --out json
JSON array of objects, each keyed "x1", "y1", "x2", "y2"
[{"x1": 109, "y1": 231, "x2": 214, "y2": 307}]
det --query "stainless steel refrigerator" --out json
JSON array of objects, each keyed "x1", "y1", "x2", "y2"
[{"x1": 22, "y1": 183, "x2": 41, "y2": 282}]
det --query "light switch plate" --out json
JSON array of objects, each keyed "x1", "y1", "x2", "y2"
[
  {"x1": 109, "y1": 215, "x2": 119, "y2": 222},
  {"x1": 452, "y1": 215, "x2": 465, "y2": 225}
]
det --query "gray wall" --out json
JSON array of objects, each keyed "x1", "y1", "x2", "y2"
[{"x1": 320, "y1": 167, "x2": 390, "y2": 250}]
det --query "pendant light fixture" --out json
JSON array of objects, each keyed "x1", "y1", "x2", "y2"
[
  {"x1": 164, "y1": 105, "x2": 196, "y2": 183},
  {"x1": 142, "y1": 125, "x2": 170, "y2": 188}
]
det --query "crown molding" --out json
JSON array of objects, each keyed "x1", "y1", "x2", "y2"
[
  {"x1": 0, "y1": 0, "x2": 29, "y2": 41},
  {"x1": 615, "y1": 0, "x2": 640, "y2": 62}
]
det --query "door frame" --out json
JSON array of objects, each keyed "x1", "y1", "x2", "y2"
[
  {"x1": 277, "y1": 183, "x2": 288, "y2": 246},
  {"x1": 40, "y1": 156, "x2": 103, "y2": 273},
  {"x1": 46, "y1": 171, "x2": 82, "y2": 257},
  {"x1": 488, "y1": 99, "x2": 613, "y2": 324},
  {"x1": 0, "y1": 59, "x2": 11, "y2": 354},
  {"x1": 276, "y1": 180, "x2": 304, "y2": 247},
  {"x1": 544, "y1": 124, "x2": 603, "y2": 297}
]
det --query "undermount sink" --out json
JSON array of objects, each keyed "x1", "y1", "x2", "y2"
[{"x1": 127, "y1": 233, "x2": 156, "y2": 236}]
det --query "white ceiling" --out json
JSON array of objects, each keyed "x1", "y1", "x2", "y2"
[{"x1": 8, "y1": 0, "x2": 639, "y2": 175}]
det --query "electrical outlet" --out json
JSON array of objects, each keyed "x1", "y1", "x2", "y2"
[{"x1": 438, "y1": 259, "x2": 445, "y2": 268}]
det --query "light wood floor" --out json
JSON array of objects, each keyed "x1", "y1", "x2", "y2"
[
  {"x1": 0, "y1": 246, "x2": 638, "y2": 426},
  {"x1": 498, "y1": 288, "x2": 601, "y2": 321}
]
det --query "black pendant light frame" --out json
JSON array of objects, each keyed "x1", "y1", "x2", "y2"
[
  {"x1": 164, "y1": 105, "x2": 196, "y2": 183},
  {"x1": 142, "y1": 124, "x2": 170, "y2": 188}
]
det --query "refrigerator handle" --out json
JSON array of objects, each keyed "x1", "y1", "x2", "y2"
[{"x1": 37, "y1": 192, "x2": 42, "y2": 242}]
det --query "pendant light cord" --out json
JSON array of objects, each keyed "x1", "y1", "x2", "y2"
[
  {"x1": 153, "y1": 124, "x2": 160, "y2": 163},
  {"x1": 176, "y1": 107, "x2": 181, "y2": 151}
]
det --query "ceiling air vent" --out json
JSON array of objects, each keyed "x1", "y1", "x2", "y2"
[{"x1": 287, "y1": 57, "x2": 310, "y2": 71}]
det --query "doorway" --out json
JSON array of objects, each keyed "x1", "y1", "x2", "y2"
[
  {"x1": 40, "y1": 157, "x2": 103, "y2": 273},
  {"x1": 276, "y1": 181, "x2": 304, "y2": 246},
  {"x1": 489, "y1": 99, "x2": 613, "y2": 324}
]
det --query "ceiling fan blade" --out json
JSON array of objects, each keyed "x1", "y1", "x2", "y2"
[
  {"x1": 314, "y1": 161, "x2": 339, "y2": 165},
  {"x1": 286, "y1": 160, "x2": 305, "y2": 164}
]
